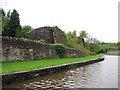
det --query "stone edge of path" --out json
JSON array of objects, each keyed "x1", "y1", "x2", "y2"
[{"x1": 2, "y1": 57, "x2": 104, "y2": 84}]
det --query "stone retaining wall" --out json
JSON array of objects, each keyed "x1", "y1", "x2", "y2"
[
  {"x1": 2, "y1": 57, "x2": 104, "y2": 85},
  {"x1": 2, "y1": 37, "x2": 85, "y2": 61}
]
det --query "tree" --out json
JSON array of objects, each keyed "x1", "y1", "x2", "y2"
[
  {"x1": 7, "y1": 10, "x2": 11, "y2": 18},
  {"x1": 86, "y1": 37, "x2": 101, "y2": 53},
  {"x1": 0, "y1": 12, "x2": 2, "y2": 35},
  {"x1": 79, "y1": 30, "x2": 88, "y2": 47},
  {"x1": 117, "y1": 42, "x2": 120, "y2": 49},
  {"x1": 10, "y1": 9, "x2": 21, "y2": 37},
  {"x1": 66, "y1": 31, "x2": 75, "y2": 39},
  {"x1": 18, "y1": 25, "x2": 32, "y2": 38},
  {"x1": 86, "y1": 37, "x2": 100, "y2": 44},
  {"x1": 3, "y1": 9, "x2": 21, "y2": 37},
  {"x1": 0, "y1": 8, "x2": 6, "y2": 33},
  {"x1": 2, "y1": 9, "x2": 11, "y2": 36},
  {"x1": 0, "y1": 8, "x2": 5, "y2": 16},
  {"x1": 80, "y1": 30, "x2": 88, "y2": 38}
]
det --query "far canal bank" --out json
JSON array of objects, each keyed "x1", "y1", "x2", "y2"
[
  {"x1": 107, "y1": 49, "x2": 120, "y2": 55},
  {"x1": 2, "y1": 56, "x2": 104, "y2": 85}
]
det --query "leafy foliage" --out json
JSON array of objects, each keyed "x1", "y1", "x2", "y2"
[
  {"x1": 117, "y1": 42, "x2": 120, "y2": 49},
  {"x1": 67, "y1": 31, "x2": 76, "y2": 39},
  {"x1": 18, "y1": 25, "x2": 32, "y2": 38},
  {"x1": 86, "y1": 37, "x2": 101, "y2": 54},
  {"x1": 66, "y1": 31, "x2": 92, "y2": 55},
  {"x1": 98, "y1": 43, "x2": 118, "y2": 54},
  {"x1": 2, "y1": 9, "x2": 33, "y2": 38},
  {"x1": 87, "y1": 43, "x2": 100, "y2": 54},
  {"x1": 0, "y1": 9, "x2": 5, "y2": 16},
  {"x1": 0, "y1": 9, "x2": 10, "y2": 35},
  {"x1": 80, "y1": 30, "x2": 88, "y2": 38},
  {"x1": 1, "y1": 8, "x2": 117, "y2": 55},
  {"x1": 53, "y1": 44, "x2": 67, "y2": 58},
  {"x1": 2, "y1": 9, "x2": 21, "y2": 37},
  {"x1": 9, "y1": 9, "x2": 21, "y2": 37}
]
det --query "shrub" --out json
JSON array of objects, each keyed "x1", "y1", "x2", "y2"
[
  {"x1": 17, "y1": 25, "x2": 32, "y2": 38},
  {"x1": 117, "y1": 42, "x2": 120, "y2": 49},
  {"x1": 52, "y1": 44, "x2": 67, "y2": 58},
  {"x1": 97, "y1": 48, "x2": 110, "y2": 54}
]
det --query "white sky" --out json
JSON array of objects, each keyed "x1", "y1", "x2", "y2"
[{"x1": 1, "y1": 0, "x2": 119, "y2": 43}]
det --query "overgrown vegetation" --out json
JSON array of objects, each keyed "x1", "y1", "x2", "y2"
[
  {"x1": 52, "y1": 44, "x2": 67, "y2": 58},
  {"x1": 2, "y1": 9, "x2": 21, "y2": 37},
  {"x1": 117, "y1": 42, "x2": 120, "y2": 49},
  {"x1": 66, "y1": 30, "x2": 119, "y2": 54},
  {"x1": 18, "y1": 25, "x2": 32, "y2": 38},
  {"x1": 51, "y1": 26, "x2": 70, "y2": 47},
  {"x1": 1, "y1": 8, "x2": 32, "y2": 38},
  {"x1": 1, "y1": 8, "x2": 119, "y2": 55},
  {"x1": 1, "y1": 55, "x2": 102, "y2": 74},
  {"x1": 66, "y1": 31, "x2": 93, "y2": 55}
]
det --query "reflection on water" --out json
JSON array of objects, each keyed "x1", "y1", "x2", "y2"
[{"x1": 3, "y1": 55, "x2": 118, "y2": 89}]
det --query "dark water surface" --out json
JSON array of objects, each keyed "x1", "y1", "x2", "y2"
[{"x1": 3, "y1": 55, "x2": 118, "y2": 89}]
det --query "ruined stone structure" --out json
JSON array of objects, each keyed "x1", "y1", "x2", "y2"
[
  {"x1": 29, "y1": 26, "x2": 69, "y2": 47},
  {"x1": 2, "y1": 37, "x2": 85, "y2": 61}
]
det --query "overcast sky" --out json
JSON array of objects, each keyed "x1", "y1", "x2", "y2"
[{"x1": 1, "y1": 0, "x2": 119, "y2": 43}]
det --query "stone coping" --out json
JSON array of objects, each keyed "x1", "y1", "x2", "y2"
[{"x1": 2, "y1": 57, "x2": 104, "y2": 84}]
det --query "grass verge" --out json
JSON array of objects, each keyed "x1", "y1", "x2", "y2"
[{"x1": 1, "y1": 55, "x2": 102, "y2": 74}]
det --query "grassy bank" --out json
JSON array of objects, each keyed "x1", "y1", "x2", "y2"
[{"x1": 1, "y1": 55, "x2": 102, "y2": 74}]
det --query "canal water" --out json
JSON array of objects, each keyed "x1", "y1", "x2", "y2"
[{"x1": 3, "y1": 55, "x2": 118, "y2": 89}]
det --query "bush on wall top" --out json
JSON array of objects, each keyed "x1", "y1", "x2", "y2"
[{"x1": 51, "y1": 44, "x2": 67, "y2": 58}]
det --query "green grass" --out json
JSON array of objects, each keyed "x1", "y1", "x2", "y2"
[
  {"x1": 99, "y1": 43, "x2": 118, "y2": 50},
  {"x1": 1, "y1": 55, "x2": 102, "y2": 74}
]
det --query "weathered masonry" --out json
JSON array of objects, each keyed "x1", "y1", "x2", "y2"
[
  {"x1": 29, "y1": 26, "x2": 69, "y2": 47},
  {"x1": 2, "y1": 37, "x2": 85, "y2": 61}
]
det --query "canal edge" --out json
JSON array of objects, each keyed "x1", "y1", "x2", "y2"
[{"x1": 2, "y1": 57, "x2": 104, "y2": 84}]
